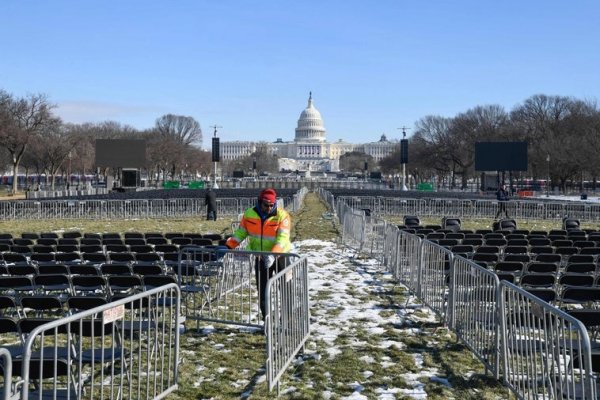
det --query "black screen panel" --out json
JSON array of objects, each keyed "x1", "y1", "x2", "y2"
[
  {"x1": 95, "y1": 139, "x2": 147, "y2": 168},
  {"x1": 475, "y1": 142, "x2": 528, "y2": 171}
]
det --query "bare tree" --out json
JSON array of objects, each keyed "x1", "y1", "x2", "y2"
[
  {"x1": 0, "y1": 91, "x2": 58, "y2": 193},
  {"x1": 451, "y1": 105, "x2": 509, "y2": 188},
  {"x1": 510, "y1": 95, "x2": 580, "y2": 191},
  {"x1": 155, "y1": 114, "x2": 202, "y2": 146}
]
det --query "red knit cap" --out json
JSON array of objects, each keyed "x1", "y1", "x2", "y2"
[{"x1": 259, "y1": 188, "x2": 277, "y2": 204}]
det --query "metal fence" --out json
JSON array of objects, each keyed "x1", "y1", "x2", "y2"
[
  {"x1": 329, "y1": 187, "x2": 600, "y2": 400},
  {"x1": 450, "y1": 256, "x2": 501, "y2": 378},
  {"x1": 500, "y1": 282, "x2": 596, "y2": 399},
  {"x1": 0, "y1": 348, "x2": 13, "y2": 400},
  {"x1": 0, "y1": 197, "x2": 279, "y2": 220},
  {"x1": 175, "y1": 246, "x2": 309, "y2": 395},
  {"x1": 9, "y1": 283, "x2": 180, "y2": 400},
  {"x1": 339, "y1": 196, "x2": 600, "y2": 222},
  {"x1": 177, "y1": 247, "x2": 301, "y2": 329},
  {"x1": 265, "y1": 256, "x2": 310, "y2": 393}
]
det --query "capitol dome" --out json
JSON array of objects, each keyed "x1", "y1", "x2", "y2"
[{"x1": 294, "y1": 92, "x2": 326, "y2": 142}]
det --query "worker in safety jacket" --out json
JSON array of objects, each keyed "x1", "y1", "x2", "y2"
[{"x1": 225, "y1": 188, "x2": 292, "y2": 318}]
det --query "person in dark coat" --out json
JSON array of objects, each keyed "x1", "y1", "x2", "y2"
[
  {"x1": 495, "y1": 184, "x2": 510, "y2": 219},
  {"x1": 205, "y1": 188, "x2": 217, "y2": 220}
]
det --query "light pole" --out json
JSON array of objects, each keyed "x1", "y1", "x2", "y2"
[
  {"x1": 67, "y1": 151, "x2": 72, "y2": 190},
  {"x1": 210, "y1": 125, "x2": 222, "y2": 189},
  {"x1": 397, "y1": 126, "x2": 411, "y2": 191},
  {"x1": 546, "y1": 154, "x2": 550, "y2": 197}
]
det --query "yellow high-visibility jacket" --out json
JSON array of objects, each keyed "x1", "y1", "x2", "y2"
[{"x1": 225, "y1": 205, "x2": 291, "y2": 253}]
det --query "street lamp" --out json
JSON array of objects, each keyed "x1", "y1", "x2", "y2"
[{"x1": 546, "y1": 154, "x2": 550, "y2": 197}]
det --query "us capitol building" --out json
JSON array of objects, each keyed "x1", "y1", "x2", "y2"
[{"x1": 219, "y1": 93, "x2": 398, "y2": 172}]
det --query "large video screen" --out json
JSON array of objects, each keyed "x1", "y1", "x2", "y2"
[
  {"x1": 95, "y1": 139, "x2": 147, "y2": 168},
  {"x1": 474, "y1": 142, "x2": 528, "y2": 171}
]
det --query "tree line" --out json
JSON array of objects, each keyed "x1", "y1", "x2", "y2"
[
  {"x1": 378, "y1": 94, "x2": 600, "y2": 192},
  {"x1": 0, "y1": 90, "x2": 213, "y2": 193},
  {"x1": 2, "y1": 90, "x2": 598, "y2": 193}
]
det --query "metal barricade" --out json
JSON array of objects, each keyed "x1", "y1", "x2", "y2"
[
  {"x1": 472, "y1": 200, "x2": 497, "y2": 219},
  {"x1": 363, "y1": 216, "x2": 387, "y2": 260},
  {"x1": 449, "y1": 256, "x2": 501, "y2": 378},
  {"x1": 394, "y1": 230, "x2": 421, "y2": 294},
  {"x1": 545, "y1": 202, "x2": 565, "y2": 220},
  {"x1": 499, "y1": 281, "x2": 596, "y2": 400},
  {"x1": 427, "y1": 198, "x2": 460, "y2": 218},
  {"x1": 178, "y1": 247, "x2": 300, "y2": 329},
  {"x1": 265, "y1": 256, "x2": 310, "y2": 394},
  {"x1": 381, "y1": 224, "x2": 400, "y2": 273},
  {"x1": 341, "y1": 208, "x2": 366, "y2": 254},
  {"x1": 0, "y1": 348, "x2": 13, "y2": 400},
  {"x1": 16, "y1": 283, "x2": 180, "y2": 400},
  {"x1": 418, "y1": 240, "x2": 453, "y2": 323}
]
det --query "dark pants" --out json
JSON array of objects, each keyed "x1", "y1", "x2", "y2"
[
  {"x1": 254, "y1": 256, "x2": 289, "y2": 319},
  {"x1": 495, "y1": 202, "x2": 509, "y2": 219},
  {"x1": 206, "y1": 210, "x2": 217, "y2": 220}
]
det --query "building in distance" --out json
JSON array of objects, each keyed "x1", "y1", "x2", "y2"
[{"x1": 220, "y1": 93, "x2": 398, "y2": 172}]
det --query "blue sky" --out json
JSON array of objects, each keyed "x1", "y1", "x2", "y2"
[{"x1": 1, "y1": 1, "x2": 598, "y2": 149}]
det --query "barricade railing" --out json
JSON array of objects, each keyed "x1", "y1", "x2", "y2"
[
  {"x1": 15, "y1": 283, "x2": 180, "y2": 400},
  {"x1": 499, "y1": 282, "x2": 596, "y2": 399},
  {"x1": 335, "y1": 196, "x2": 600, "y2": 222},
  {"x1": 177, "y1": 247, "x2": 301, "y2": 329},
  {"x1": 287, "y1": 187, "x2": 309, "y2": 212},
  {"x1": 363, "y1": 216, "x2": 387, "y2": 260},
  {"x1": 375, "y1": 225, "x2": 599, "y2": 400},
  {"x1": 418, "y1": 241, "x2": 452, "y2": 323},
  {"x1": 340, "y1": 207, "x2": 366, "y2": 254},
  {"x1": 333, "y1": 191, "x2": 600, "y2": 399},
  {"x1": 0, "y1": 197, "x2": 298, "y2": 220},
  {"x1": 392, "y1": 230, "x2": 421, "y2": 294},
  {"x1": 381, "y1": 224, "x2": 400, "y2": 273},
  {"x1": 265, "y1": 256, "x2": 310, "y2": 394},
  {"x1": 0, "y1": 348, "x2": 13, "y2": 400},
  {"x1": 449, "y1": 256, "x2": 501, "y2": 378}
]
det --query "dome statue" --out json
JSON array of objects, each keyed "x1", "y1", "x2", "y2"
[{"x1": 294, "y1": 92, "x2": 326, "y2": 142}]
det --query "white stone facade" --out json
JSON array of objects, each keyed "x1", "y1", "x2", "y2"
[{"x1": 220, "y1": 93, "x2": 398, "y2": 172}]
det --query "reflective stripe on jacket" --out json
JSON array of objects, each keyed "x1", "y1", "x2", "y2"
[{"x1": 225, "y1": 205, "x2": 291, "y2": 253}]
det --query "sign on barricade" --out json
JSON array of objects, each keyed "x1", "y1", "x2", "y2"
[{"x1": 14, "y1": 284, "x2": 181, "y2": 400}]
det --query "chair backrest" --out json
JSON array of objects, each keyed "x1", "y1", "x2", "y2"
[
  {"x1": 563, "y1": 217, "x2": 581, "y2": 231},
  {"x1": 559, "y1": 273, "x2": 595, "y2": 288},
  {"x1": 564, "y1": 262, "x2": 597, "y2": 274},
  {"x1": 441, "y1": 217, "x2": 461, "y2": 233},
  {"x1": 403, "y1": 215, "x2": 421, "y2": 228},
  {"x1": 526, "y1": 262, "x2": 558, "y2": 274},
  {"x1": 503, "y1": 254, "x2": 531, "y2": 263},
  {"x1": 494, "y1": 261, "x2": 524, "y2": 273},
  {"x1": 62, "y1": 231, "x2": 82, "y2": 239},
  {"x1": 520, "y1": 273, "x2": 556, "y2": 288}
]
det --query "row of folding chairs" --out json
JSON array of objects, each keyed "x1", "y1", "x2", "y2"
[
  {"x1": 0, "y1": 283, "x2": 178, "y2": 399},
  {"x1": 1, "y1": 231, "x2": 224, "y2": 241},
  {"x1": 431, "y1": 236, "x2": 600, "y2": 248},
  {"x1": 0, "y1": 238, "x2": 225, "y2": 254},
  {"x1": 495, "y1": 259, "x2": 600, "y2": 275},
  {"x1": 0, "y1": 260, "x2": 173, "y2": 277},
  {"x1": 453, "y1": 244, "x2": 600, "y2": 263},
  {"x1": 407, "y1": 226, "x2": 600, "y2": 237},
  {"x1": 0, "y1": 250, "x2": 174, "y2": 267},
  {"x1": 0, "y1": 273, "x2": 178, "y2": 304}
]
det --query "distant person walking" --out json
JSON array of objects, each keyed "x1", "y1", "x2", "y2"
[
  {"x1": 495, "y1": 184, "x2": 510, "y2": 219},
  {"x1": 205, "y1": 188, "x2": 217, "y2": 220}
]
